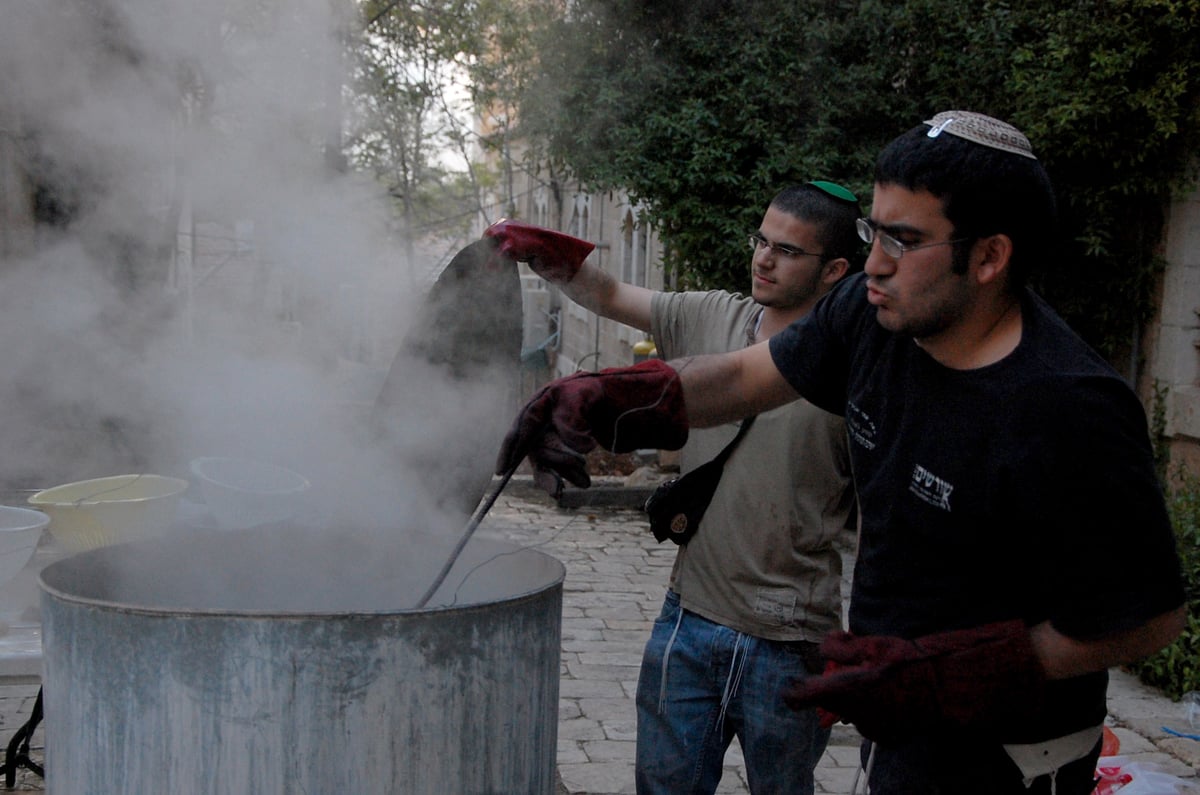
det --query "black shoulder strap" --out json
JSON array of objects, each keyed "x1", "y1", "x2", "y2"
[{"x1": 710, "y1": 415, "x2": 756, "y2": 468}]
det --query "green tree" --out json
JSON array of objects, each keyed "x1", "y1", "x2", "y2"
[
  {"x1": 514, "y1": 0, "x2": 1200, "y2": 362},
  {"x1": 519, "y1": 0, "x2": 879, "y2": 289}
]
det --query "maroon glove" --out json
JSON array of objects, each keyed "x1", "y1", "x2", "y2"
[
  {"x1": 783, "y1": 620, "x2": 1046, "y2": 745},
  {"x1": 496, "y1": 359, "x2": 689, "y2": 493},
  {"x1": 483, "y1": 219, "x2": 595, "y2": 283}
]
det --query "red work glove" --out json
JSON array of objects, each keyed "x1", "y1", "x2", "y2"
[
  {"x1": 496, "y1": 359, "x2": 689, "y2": 494},
  {"x1": 811, "y1": 661, "x2": 843, "y2": 729},
  {"x1": 783, "y1": 620, "x2": 1046, "y2": 745},
  {"x1": 483, "y1": 219, "x2": 595, "y2": 283}
]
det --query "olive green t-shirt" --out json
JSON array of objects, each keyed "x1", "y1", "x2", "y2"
[{"x1": 651, "y1": 289, "x2": 855, "y2": 641}]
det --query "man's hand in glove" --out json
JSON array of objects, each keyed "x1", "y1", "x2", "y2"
[
  {"x1": 496, "y1": 359, "x2": 689, "y2": 496},
  {"x1": 484, "y1": 219, "x2": 595, "y2": 284},
  {"x1": 783, "y1": 620, "x2": 1047, "y2": 745}
]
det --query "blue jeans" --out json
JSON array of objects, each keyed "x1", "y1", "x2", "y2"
[{"x1": 634, "y1": 590, "x2": 830, "y2": 795}]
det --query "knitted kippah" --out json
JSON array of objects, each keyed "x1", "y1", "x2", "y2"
[{"x1": 923, "y1": 111, "x2": 1037, "y2": 160}]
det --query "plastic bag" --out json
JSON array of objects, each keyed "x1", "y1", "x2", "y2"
[
  {"x1": 1094, "y1": 765, "x2": 1132, "y2": 795},
  {"x1": 1102, "y1": 725, "x2": 1121, "y2": 757},
  {"x1": 1185, "y1": 691, "x2": 1200, "y2": 730},
  {"x1": 1094, "y1": 756, "x2": 1200, "y2": 794}
]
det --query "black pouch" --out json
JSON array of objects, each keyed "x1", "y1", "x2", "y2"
[
  {"x1": 643, "y1": 457, "x2": 725, "y2": 545},
  {"x1": 643, "y1": 416, "x2": 755, "y2": 545}
]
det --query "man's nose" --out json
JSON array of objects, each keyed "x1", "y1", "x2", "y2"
[
  {"x1": 753, "y1": 246, "x2": 775, "y2": 267},
  {"x1": 864, "y1": 241, "x2": 895, "y2": 277}
]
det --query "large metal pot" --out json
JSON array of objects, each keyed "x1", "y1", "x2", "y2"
[{"x1": 39, "y1": 525, "x2": 564, "y2": 794}]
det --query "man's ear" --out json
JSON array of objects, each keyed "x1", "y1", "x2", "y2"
[
  {"x1": 974, "y1": 234, "x2": 1013, "y2": 286},
  {"x1": 821, "y1": 257, "x2": 849, "y2": 286}
]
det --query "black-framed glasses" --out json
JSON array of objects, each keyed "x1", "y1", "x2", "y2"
[
  {"x1": 748, "y1": 233, "x2": 823, "y2": 260},
  {"x1": 856, "y1": 218, "x2": 968, "y2": 259}
]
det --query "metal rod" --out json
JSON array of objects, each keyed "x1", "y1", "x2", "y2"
[
  {"x1": 1, "y1": 686, "x2": 44, "y2": 785},
  {"x1": 414, "y1": 465, "x2": 518, "y2": 609}
]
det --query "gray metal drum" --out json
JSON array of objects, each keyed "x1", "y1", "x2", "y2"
[{"x1": 39, "y1": 526, "x2": 564, "y2": 794}]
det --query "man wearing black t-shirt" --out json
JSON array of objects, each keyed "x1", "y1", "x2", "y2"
[{"x1": 495, "y1": 111, "x2": 1186, "y2": 794}]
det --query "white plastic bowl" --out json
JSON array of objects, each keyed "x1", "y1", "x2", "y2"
[
  {"x1": 0, "y1": 506, "x2": 50, "y2": 587},
  {"x1": 29, "y1": 474, "x2": 189, "y2": 553},
  {"x1": 189, "y1": 457, "x2": 310, "y2": 531}
]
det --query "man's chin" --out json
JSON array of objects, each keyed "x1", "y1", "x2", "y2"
[
  {"x1": 872, "y1": 306, "x2": 902, "y2": 333},
  {"x1": 752, "y1": 290, "x2": 778, "y2": 308}
]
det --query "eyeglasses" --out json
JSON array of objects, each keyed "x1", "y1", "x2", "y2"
[
  {"x1": 856, "y1": 217, "x2": 968, "y2": 259},
  {"x1": 748, "y1": 233, "x2": 823, "y2": 260}
]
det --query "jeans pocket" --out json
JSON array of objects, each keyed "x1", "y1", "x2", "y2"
[{"x1": 655, "y1": 589, "x2": 681, "y2": 624}]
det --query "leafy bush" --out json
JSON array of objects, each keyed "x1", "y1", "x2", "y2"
[
  {"x1": 513, "y1": 0, "x2": 1200, "y2": 363},
  {"x1": 1127, "y1": 471, "x2": 1200, "y2": 699}
]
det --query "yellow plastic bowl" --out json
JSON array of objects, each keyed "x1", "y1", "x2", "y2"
[{"x1": 29, "y1": 474, "x2": 189, "y2": 553}]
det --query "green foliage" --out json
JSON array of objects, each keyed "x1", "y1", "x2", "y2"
[
  {"x1": 513, "y1": 0, "x2": 1200, "y2": 361},
  {"x1": 1007, "y1": 0, "x2": 1200, "y2": 358},
  {"x1": 520, "y1": 0, "x2": 882, "y2": 288},
  {"x1": 1127, "y1": 468, "x2": 1200, "y2": 699}
]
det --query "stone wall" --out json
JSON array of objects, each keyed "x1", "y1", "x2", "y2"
[{"x1": 1142, "y1": 183, "x2": 1200, "y2": 477}]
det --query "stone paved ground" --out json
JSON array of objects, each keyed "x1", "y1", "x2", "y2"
[{"x1": 1, "y1": 477, "x2": 1197, "y2": 793}]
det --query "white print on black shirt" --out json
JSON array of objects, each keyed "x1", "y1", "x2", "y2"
[
  {"x1": 846, "y1": 401, "x2": 876, "y2": 450},
  {"x1": 910, "y1": 464, "x2": 953, "y2": 511}
]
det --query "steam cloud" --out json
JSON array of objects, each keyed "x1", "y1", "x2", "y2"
[{"x1": 0, "y1": 0, "x2": 513, "y2": 539}]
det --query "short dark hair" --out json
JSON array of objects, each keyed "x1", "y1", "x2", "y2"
[
  {"x1": 874, "y1": 116, "x2": 1057, "y2": 287},
  {"x1": 770, "y1": 183, "x2": 865, "y2": 273}
]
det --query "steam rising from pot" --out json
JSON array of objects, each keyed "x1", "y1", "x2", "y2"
[{"x1": 0, "y1": 0, "x2": 518, "y2": 537}]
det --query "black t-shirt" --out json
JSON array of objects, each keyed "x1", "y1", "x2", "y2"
[{"x1": 769, "y1": 272, "x2": 1185, "y2": 740}]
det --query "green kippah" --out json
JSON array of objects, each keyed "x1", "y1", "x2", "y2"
[{"x1": 809, "y1": 180, "x2": 858, "y2": 203}]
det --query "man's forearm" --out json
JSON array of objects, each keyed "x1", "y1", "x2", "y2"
[
  {"x1": 672, "y1": 343, "x2": 799, "y2": 428},
  {"x1": 557, "y1": 262, "x2": 614, "y2": 313},
  {"x1": 558, "y1": 265, "x2": 654, "y2": 332},
  {"x1": 1030, "y1": 604, "x2": 1186, "y2": 680}
]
